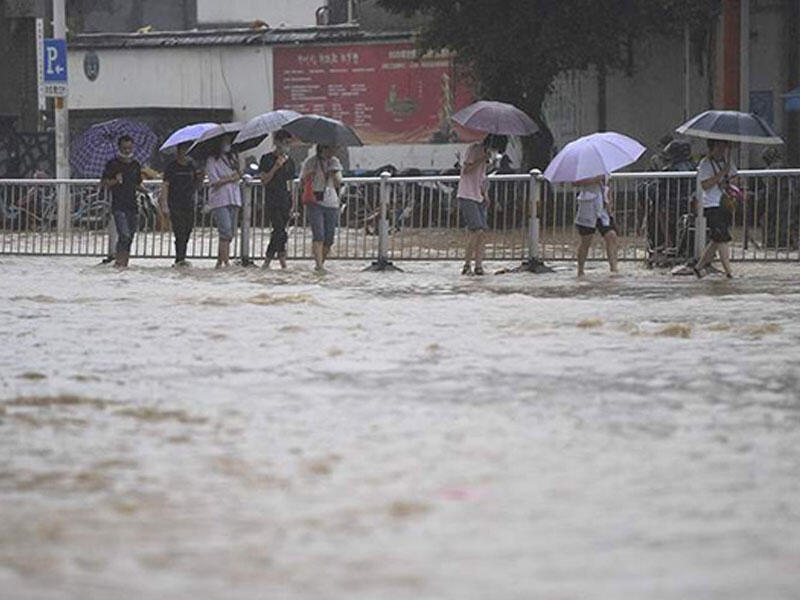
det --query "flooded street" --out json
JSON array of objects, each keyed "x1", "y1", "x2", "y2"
[{"x1": 1, "y1": 257, "x2": 799, "y2": 599}]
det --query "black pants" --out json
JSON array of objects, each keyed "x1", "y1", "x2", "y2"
[
  {"x1": 265, "y1": 199, "x2": 290, "y2": 258},
  {"x1": 169, "y1": 208, "x2": 194, "y2": 262}
]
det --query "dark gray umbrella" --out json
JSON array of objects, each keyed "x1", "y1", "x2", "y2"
[
  {"x1": 675, "y1": 110, "x2": 783, "y2": 145},
  {"x1": 232, "y1": 110, "x2": 302, "y2": 152},
  {"x1": 452, "y1": 101, "x2": 538, "y2": 136},
  {"x1": 283, "y1": 115, "x2": 363, "y2": 147}
]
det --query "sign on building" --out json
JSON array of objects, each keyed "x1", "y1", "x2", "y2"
[
  {"x1": 42, "y1": 38, "x2": 68, "y2": 97},
  {"x1": 274, "y1": 42, "x2": 473, "y2": 145}
]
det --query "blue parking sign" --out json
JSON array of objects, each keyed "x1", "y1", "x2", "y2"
[{"x1": 43, "y1": 38, "x2": 68, "y2": 83}]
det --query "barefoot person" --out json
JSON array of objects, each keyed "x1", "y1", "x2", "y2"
[
  {"x1": 258, "y1": 129, "x2": 296, "y2": 269},
  {"x1": 160, "y1": 142, "x2": 202, "y2": 267},
  {"x1": 574, "y1": 175, "x2": 618, "y2": 277},
  {"x1": 101, "y1": 135, "x2": 148, "y2": 268},
  {"x1": 458, "y1": 134, "x2": 506, "y2": 275},
  {"x1": 300, "y1": 145, "x2": 342, "y2": 272},
  {"x1": 205, "y1": 136, "x2": 242, "y2": 268},
  {"x1": 693, "y1": 139, "x2": 738, "y2": 279}
]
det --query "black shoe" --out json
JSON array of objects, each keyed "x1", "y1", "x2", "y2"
[
  {"x1": 692, "y1": 266, "x2": 704, "y2": 279},
  {"x1": 474, "y1": 266, "x2": 485, "y2": 276},
  {"x1": 461, "y1": 264, "x2": 472, "y2": 275},
  {"x1": 725, "y1": 272, "x2": 733, "y2": 279}
]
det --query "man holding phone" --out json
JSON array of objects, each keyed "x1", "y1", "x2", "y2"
[{"x1": 258, "y1": 129, "x2": 296, "y2": 269}]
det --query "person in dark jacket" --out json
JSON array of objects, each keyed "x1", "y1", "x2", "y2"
[
  {"x1": 258, "y1": 129, "x2": 296, "y2": 269},
  {"x1": 160, "y1": 142, "x2": 202, "y2": 267}
]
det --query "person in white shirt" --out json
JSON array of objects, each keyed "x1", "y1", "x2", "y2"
[
  {"x1": 300, "y1": 145, "x2": 343, "y2": 272},
  {"x1": 574, "y1": 174, "x2": 618, "y2": 278},
  {"x1": 693, "y1": 139, "x2": 738, "y2": 279}
]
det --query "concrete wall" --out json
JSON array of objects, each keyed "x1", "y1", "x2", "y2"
[
  {"x1": 543, "y1": 33, "x2": 712, "y2": 163},
  {"x1": 196, "y1": 0, "x2": 322, "y2": 27},
  {"x1": 68, "y1": 46, "x2": 274, "y2": 121}
]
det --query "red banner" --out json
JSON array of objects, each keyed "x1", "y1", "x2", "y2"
[{"x1": 273, "y1": 41, "x2": 474, "y2": 144}]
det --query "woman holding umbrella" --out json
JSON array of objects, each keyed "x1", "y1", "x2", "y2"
[
  {"x1": 300, "y1": 144, "x2": 343, "y2": 272},
  {"x1": 543, "y1": 132, "x2": 646, "y2": 278},
  {"x1": 574, "y1": 175, "x2": 618, "y2": 278},
  {"x1": 457, "y1": 134, "x2": 507, "y2": 276},
  {"x1": 451, "y1": 100, "x2": 539, "y2": 275},
  {"x1": 205, "y1": 134, "x2": 242, "y2": 268},
  {"x1": 692, "y1": 139, "x2": 738, "y2": 279}
]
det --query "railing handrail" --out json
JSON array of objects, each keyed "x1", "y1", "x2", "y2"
[{"x1": 4, "y1": 167, "x2": 800, "y2": 188}]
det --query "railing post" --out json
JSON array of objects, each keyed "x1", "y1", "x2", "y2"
[
  {"x1": 363, "y1": 171, "x2": 402, "y2": 271},
  {"x1": 528, "y1": 168, "x2": 542, "y2": 263},
  {"x1": 240, "y1": 181, "x2": 253, "y2": 266}
]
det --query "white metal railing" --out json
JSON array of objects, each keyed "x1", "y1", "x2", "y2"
[{"x1": 2, "y1": 169, "x2": 799, "y2": 264}]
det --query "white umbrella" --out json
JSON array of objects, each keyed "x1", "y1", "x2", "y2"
[
  {"x1": 159, "y1": 123, "x2": 218, "y2": 153},
  {"x1": 543, "y1": 132, "x2": 646, "y2": 183},
  {"x1": 232, "y1": 110, "x2": 302, "y2": 152}
]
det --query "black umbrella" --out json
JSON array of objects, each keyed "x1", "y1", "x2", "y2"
[
  {"x1": 283, "y1": 115, "x2": 363, "y2": 147},
  {"x1": 187, "y1": 122, "x2": 243, "y2": 159},
  {"x1": 675, "y1": 110, "x2": 783, "y2": 145}
]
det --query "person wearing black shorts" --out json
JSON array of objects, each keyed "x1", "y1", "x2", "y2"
[
  {"x1": 574, "y1": 175, "x2": 618, "y2": 278},
  {"x1": 694, "y1": 139, "x2": 738, "y2": 279},
  {"x1": 160, "y1": 142, "x2": 202, "y2": 267}
]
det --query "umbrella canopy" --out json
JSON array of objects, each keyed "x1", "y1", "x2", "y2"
[
  {"x1": 451, "y1": 101, "x2": 538, "y2": 136},
  {"x1": 675, "y1": 110, "x2": 783, "y2": 145},
  {"x1": 187, "y1": 122, "x2": 243, "y2": 159},
  {"x1": 159, "y1": 123, "x2": 218, "y2": 153},
  {"x1": 543, "y1": 132, "x2": 646, "y2": 183},
  {"x1": 282, "y1": 115, "x2": 363, "y2": 147},
  {"x1": 232, "y1": 110, "x2": 302, "y2": 152},
  {"x1": 70, "y1": 118, "x2": 157, "y2": 178}
]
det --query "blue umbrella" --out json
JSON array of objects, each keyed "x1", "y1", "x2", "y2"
[
  {"x1": 70, "y1": 118, "x2": 157, "y2": 178},
  {"x1": 160, "y1": 123, "x2": 218, "y2": 153}
]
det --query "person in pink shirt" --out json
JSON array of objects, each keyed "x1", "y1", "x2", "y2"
[{"x1": 457, "y1": 134, "x2": 507, "y2": 275}]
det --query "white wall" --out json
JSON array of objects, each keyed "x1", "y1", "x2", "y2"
[
  {"x1": 196, "y1": 0, "x2": 323, "y2": 27},
  {"x1": 348, "y1": 143, "x2": 468, "y2": 171},
  {"x1": 68, "y1": 46, "x2": 275, "y2": 124}
]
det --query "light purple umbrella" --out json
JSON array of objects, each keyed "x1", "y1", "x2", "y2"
[
  {"x1": 543, "y1": 132, "x2": 646, "y2": 183},
  {"x1": 70, "y1": 118, "x2": 157, "y2": 178},
  {"x1": 451, "y1": 101, "x2": 538, "y2": 136},
  {"x1": 160, "y1": 123, "x2": 218, "y2": 153}
]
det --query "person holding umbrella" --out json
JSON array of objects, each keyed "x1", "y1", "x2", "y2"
[
  {"x1": 457, "y1": 134, "x2": 506, "y2": 275},
  {"x1": 101, "y1": 135, "x2": 150, "y2": 268},
  {"x1": 543, "y1": 131, "x2": 646, "y2": 278},
  {"x1": 159, "y1": 141, "x2": 203, "y2": 267},
  {"x1": 450, "y1": 100, "x2": 539, "y2": 275},
  {"x1": 674, "y1": 109, "x2": 783, "y2": 279},
  {"x1": 692, "y1": 139, "x2": 738, "y2": 279},
  {"x1": 574, "y1": 175, "x2": 618, "y2": 278},
  {"x1": 205, "y1": 134, "x2": 242, "y2": 268},
  {"x1": 300, "y1": 144, "x2": 343, "y2": 272},
  {"x1": 258, "y1": 129, "x2": 296, "y2": 269}
]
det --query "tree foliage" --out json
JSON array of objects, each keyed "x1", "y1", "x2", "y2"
[{"x1": 377, "y1": 0, "x2": 722, "y2": 167}]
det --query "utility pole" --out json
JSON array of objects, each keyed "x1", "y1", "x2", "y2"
[
  {"x1": 740, "y1": 0, "x2": 750, "y2": 167},
  {"x1": 53, "y1": 0, "x2": 71, "y2": 231}
]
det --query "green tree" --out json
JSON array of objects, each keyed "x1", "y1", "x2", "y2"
[{"x1": 377, "y1": 0, "x2": 721, "y2": 168}]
